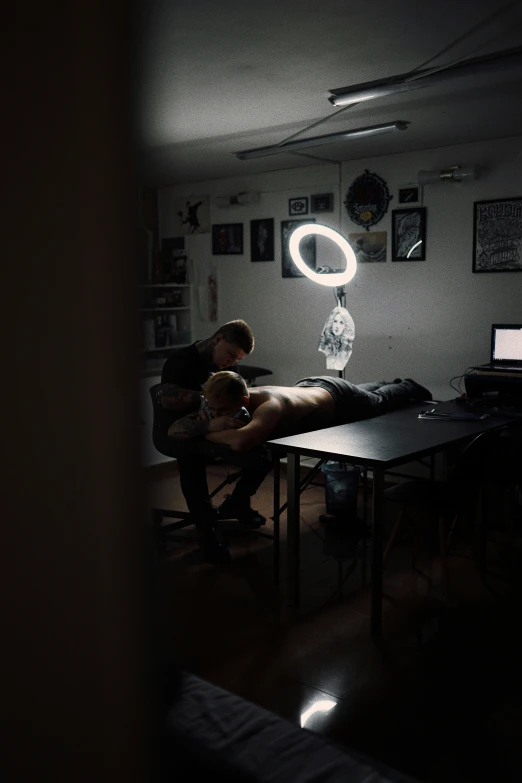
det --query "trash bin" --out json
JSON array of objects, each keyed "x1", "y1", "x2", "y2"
[{"x1": 321, "y1": 461, "x2": 360, "y2": 517}]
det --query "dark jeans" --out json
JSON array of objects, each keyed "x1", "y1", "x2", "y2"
[
  {"x1": 152, "y1": 430, "x2": 271, "y2": 532},
  {"x1": 294, "y1": 377, "x2": 422, "y2": 425}
]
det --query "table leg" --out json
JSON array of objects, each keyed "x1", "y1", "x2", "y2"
[
  {"x1": 287, "y1": 452, "x2": 301, "y2": 609},
  {"x1": 371, "y1": 467, "x2": 384, "y2": 637},
  {"x1": 474, "y1": 484, "x2": 486, "y2": 574},
  {"x1": 273, "y1": 456, "x2": 280, "y2": 587},
  {"x1": 361, "y1": 468, "x2": 368, "y2": 586}
]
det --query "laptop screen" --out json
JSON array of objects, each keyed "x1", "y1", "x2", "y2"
[{"x1": 492, "y1": 324, "x2": 522, "y2": 363}]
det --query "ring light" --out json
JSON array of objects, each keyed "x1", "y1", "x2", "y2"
[{"x1": 289, "y1": 224, "x2": 357, "y2": 287}]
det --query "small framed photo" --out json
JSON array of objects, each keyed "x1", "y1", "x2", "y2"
[
  {"x1": 473, "y1": 197, "x2": 522, "y2": 273},
  {"x1": 311, "y1": 193, "x2": 334, "y2": 213},
  {"x1": 212, "y1": 223, "x2": 243, "y2": 255},
  {"x1": 250, "y1": 218, "x2": 274, "y2": 262},
  {"x1": 164, "y1": 255, "x2": 188, "y2": 284},
  {"x1": 397, "y1": 184, "x2": 423, "y2": 207},
  {"x1": 289, "y1": 197, "x2": 309, "y2": 217},
  {"x1": 392, "y1": 208, "x2": 427, "y2": 261},
  {"x1": 281, "y1": 219, "x2": 316, "y2": 278},
  {"x1": 159, "y1": 237, "x2": 186, "y2": 283}
]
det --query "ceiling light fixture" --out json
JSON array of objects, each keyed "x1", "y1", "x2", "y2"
[
  {"x1": 234, "y1": 122, "x2": 408, "y2": 161},
  {"x1": 214, "y1": 191, "x2": 260, "y2": 208},
  {"x1": 289, "y1": 224, "x2": 357, "y2": 287},
  {"x1": 417, "y1": 165, "x2": 477, "y2": 185},
  {"x1": 328, "y1": 45, "x2": 522, "y2": 107}
]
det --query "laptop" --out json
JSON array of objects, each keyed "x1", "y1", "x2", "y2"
[{"x1": 471, "y1": 324, "x2": 522, "y2": 372}]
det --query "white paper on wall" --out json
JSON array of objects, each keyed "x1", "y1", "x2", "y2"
[
  {"x1": 196, "y1": 259, "x2": 218, "y2": 322},
  {"x1": 208, "y1": 271, "x2": 218, "y2": 322},
  {"x1": 318, "y1": 306, "x2": 355, "y2": 371},
  {"x1": 173, "y1": 195, "x2": 210, "y2": 235}
]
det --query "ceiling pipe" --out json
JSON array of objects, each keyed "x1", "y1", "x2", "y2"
[
  {"x1": 234, "y1": 121, "x2": 408, "y2": 160},
  {"x1": 328, "y1": 45, "x2": 522, "y2": 106}
]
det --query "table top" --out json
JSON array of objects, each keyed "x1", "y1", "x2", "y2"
[
  {"x1": 238, "y1": 365, "x2": 273, "y2": 381},
  {"x1": 267, "y1": 399, "x2": 515, "y2": 468}
]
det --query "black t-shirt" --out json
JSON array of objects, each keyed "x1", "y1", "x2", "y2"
[
  {"x1": 153, "y1": 343, "x2": 211, "y2": 447},
  {"x1": 161, "y1": 342, "x2": 212, "y2": 389},
  {"x1": 154, "y1": 342, "x2": 238, "y2": 450}
]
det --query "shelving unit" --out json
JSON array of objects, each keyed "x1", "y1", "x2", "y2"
[
  {"x1": 137, "y1": 189, "x2": 194, "y2": 466},
  {"x1": 139, "y1": 280, "x2": 193, "y2": 467},
  {"x1": 139, "y1": 282, "x2": 192, "y2": 357}
]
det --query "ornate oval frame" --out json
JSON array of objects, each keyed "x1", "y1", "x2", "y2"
[{"x1": 344, "y1": 169, "x2": 392, "y2": 230}]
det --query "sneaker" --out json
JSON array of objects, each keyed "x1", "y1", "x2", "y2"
[
  {"x1": 217, "y1": 494, "x2": 266, "y2": 528},
  {"x1": 404, "y1": 378, "x2": 433, "y2": 402}
]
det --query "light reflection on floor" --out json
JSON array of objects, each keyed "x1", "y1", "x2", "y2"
[{"x1": 300, "y1": 698, "x2": 337, "y2": 728}]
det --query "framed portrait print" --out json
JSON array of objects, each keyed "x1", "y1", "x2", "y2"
[
  {"x1": 281, "y1": 219, "x2": 316, "y2": 278},
  {"x1": 212, "y1": 223, "x2": 243, "y2": 255},
  {"x1": 472, "y1": 197, "x2": 522, "y2": 272},
  {"x1": 289, "y1": 197, "x2": 309, "y2": 216},
  {"x1": 391, "y1": 207, "x2": 427, "y2": 261},
  {"x1": 250, "y1": 218, "x2": 274, "y2": 262}
]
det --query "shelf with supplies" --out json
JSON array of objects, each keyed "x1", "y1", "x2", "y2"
[
  {"x1": 139, "y1": 283, "x2": 191, "y2": 289},
  {"x1": 138, "y1": 307, "x2": 190, "y2": 313},
  {"x1": 139, "y1": 281, "x2": 192, "y2": 356},
  {"x1": 143, "y1": 344, "x2": 191, "y2": 353}
]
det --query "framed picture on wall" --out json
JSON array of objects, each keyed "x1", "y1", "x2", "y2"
[
  {"x1": 311, "y1": 193, "x2": 334, "y2": 213},
  {"x1": 281, "y1": 219, "x2": 316, "y2": 277},
  {"x1": 472, "y1": 197, "x2": 522, "y2": 273},
  {"x1": 397, "y1": 184, "x2": 423, "y2": 207},
  {"x1": 250, "y1": 218, "x2": 275, "y2": 261},
  {"x1": 289, "y1": 197, "x2": 309, "y2": 216},
  {"x1": 211, "y1": 223, "x2": 243, "y2": 255},
  {"x1": 391, "y1": 207, "x2": 427, "y2": 261},
  {"x1": 348, "y1": 231, "x2": 387, "y2": 262}
]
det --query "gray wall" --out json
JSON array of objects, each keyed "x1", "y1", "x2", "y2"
[{"x1": 159, "y1": 135, "x2": 522, "y2": 401}]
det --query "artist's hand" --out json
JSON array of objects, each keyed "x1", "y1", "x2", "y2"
[{"x1": 208, "y1": 416, "x2": 245, "y2": 433}]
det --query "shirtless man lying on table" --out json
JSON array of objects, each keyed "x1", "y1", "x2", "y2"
[{"x1": 169, "y1": 371, "x2": 432, "y2": 453}]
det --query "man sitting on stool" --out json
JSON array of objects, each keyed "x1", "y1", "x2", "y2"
[{"x1": 153, "y1": 320, "x2": 266, "y2": 565}]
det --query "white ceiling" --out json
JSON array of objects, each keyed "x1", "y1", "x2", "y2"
[{"x1": 134, "y1": 0, "x2": 522, "y2": 186}]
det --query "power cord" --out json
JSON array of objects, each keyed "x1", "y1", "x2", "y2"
[{"x1": 449, "y1": 367, "x2": 475, "y2": 396}]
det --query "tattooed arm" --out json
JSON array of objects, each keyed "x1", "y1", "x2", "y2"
[
  {"x1": 159, "y1": 384, "x2": 201, "y2": 415},
  {"x1": 168, "y1": 409, "x2": 246, "y2": 440},
  {"x1": 167, "y1": 411, "x2": 211, "y2": 440},
  {"x1": 205, "y1": 399, "x2": 284, "y2": 452}
]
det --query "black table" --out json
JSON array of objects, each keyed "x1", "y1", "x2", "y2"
[
  {"x1": 267, "y1": 399, "x2": 515, "y2": 637},
  {"x1": 238, "y1": 365, "x2": 273, "y2": 386}
]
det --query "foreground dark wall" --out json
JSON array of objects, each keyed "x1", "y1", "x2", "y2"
[{"x1": 4, "y1": 2, "x2": 149, "y2": 779}]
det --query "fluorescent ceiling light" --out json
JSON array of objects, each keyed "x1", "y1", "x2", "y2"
[
  {"x1": 328, "y1": 45, "x2": 522, "y2": 107},
  {"x1": 289, "y1": 224, "x2": 357, "y2": 287},
  {"x1": 234, "y1": 122, "x2": 408, "y2": 160}
]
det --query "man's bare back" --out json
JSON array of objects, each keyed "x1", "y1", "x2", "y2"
[
  {"x1": 246, "y1": 385, "x2": 335, "y2": 435},
  {"x1": 202, "y1": 383, "x2": 336, "y2": 452}
]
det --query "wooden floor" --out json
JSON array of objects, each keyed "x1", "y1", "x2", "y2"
[{"x1": 146, "y1": 460, "x2": 522, "y2": 782}]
